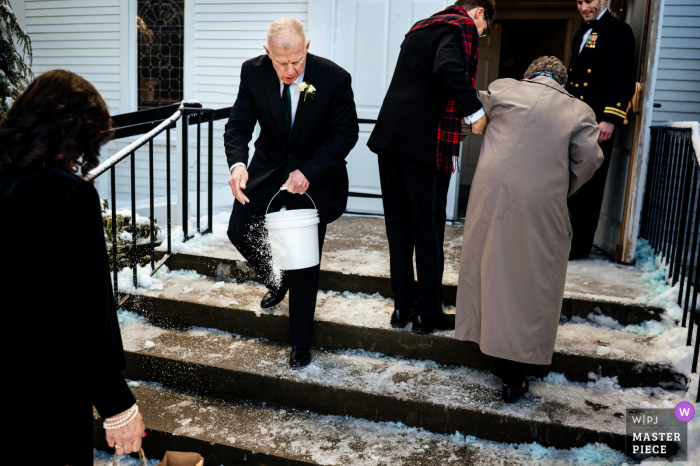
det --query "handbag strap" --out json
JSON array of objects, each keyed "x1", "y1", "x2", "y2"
[{"x1": 113, "y1": 448, "x2": 147, "y2": 466}]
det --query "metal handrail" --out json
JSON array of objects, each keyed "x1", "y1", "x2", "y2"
[
  {"x1": 90, "y1": 101, "x2": 220, "y2": 302},
  {"x1": 640, "y1": 125, "x2": 699, "y2": 386}
]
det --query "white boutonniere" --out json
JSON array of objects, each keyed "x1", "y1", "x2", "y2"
[{"x1": 297, "y1": 81, "x2": 316, "y2": 101}]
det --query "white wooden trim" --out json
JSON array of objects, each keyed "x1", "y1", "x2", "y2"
[
  {"x1": 621, "y1": 0, "x2": 665, "y2": 264},
  {"x1": 119, "y1": 0, "x2": 136, "y2": 114},
  {"x1": 307, "y1": 0, "x2": 331, "y2": 58}
]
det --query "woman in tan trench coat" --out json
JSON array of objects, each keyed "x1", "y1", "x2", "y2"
[{"x1": 455, "y1": 57, "x2": 604, "y2": 403}]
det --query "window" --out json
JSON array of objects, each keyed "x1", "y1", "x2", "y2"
[{"x1": 137, "y1": 0, "x2": 185, "y2": 110}]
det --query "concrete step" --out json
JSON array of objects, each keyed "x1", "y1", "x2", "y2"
[
  {"x1": 93, "y1": 382, "x2": 628, "y2": 465},
  {"x1": 156, "y1": 216, "x2": 664, "y2": 326},
  {"x1": 117, "y1": 316, "x2": 687, "y2": 452},
  {"x1": 122, "y1": 274, "x2": 686, "y2": 389}
]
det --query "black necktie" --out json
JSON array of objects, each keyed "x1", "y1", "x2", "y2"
[{"x1": 281, "y1": 84, "x2": 292, "y2": 140}]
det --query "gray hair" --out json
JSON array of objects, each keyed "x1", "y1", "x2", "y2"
[
  {"x1": 266, "y1": 18, "x2": 307, "y2": 50},
  {"x1": 524, "y1": 56, "x2": 568, "y2": 84}
]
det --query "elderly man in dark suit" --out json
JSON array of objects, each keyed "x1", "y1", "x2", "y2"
[
  {"x1": 225, "y1": 18, "x2": 359, "y2": 368},
  {"x1": 368, "y1": 0, "x2": 494, "y2": 334}
]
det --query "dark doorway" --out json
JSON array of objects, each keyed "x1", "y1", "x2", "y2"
[{"x1": 498, "y1": 20, "x2": 569, "y2": 80}]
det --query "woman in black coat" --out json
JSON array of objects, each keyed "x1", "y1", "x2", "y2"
[{"x1": 0, "y1": 70, "x2": 145, "y2": 465}]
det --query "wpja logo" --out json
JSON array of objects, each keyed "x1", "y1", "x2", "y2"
[{"x1": 625, "y1": 404, "x2": 693, "y2": 463}]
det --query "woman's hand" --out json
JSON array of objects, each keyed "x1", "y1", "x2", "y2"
[{"x1": 105, "y1": 411, "x2": 146, "y2": 455}]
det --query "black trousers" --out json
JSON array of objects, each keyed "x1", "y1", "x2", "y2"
[
  {"x1": 491, "y1": 358, "x2": 528, "y2": 387},
  {"x1": 377, "y1": 151, "x2": 451, "y2": 317},
  {"x1": 227, "y1": 170, "x2": 326, "y2": 347},
  {"x1": 567, "y1": 131, "x2": 615, "y2": 257}
]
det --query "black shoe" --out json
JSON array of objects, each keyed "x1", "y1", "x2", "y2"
[
  {"x1": 289, "y1": 346, "x2": 311, "y2": 368},
  {"x1": 502, "y1": 379, "x2": 529, "y2": 403},
  {"x1": 568, "y1": 249, "x2": 589, "y2": 260},
  {"x1": 412, "y1": 311, "x2": 455, "y2": 334},
  {"x1": 435, "y1": 311, "x2": 456, "y2": 331},
  {"x1": 390, "y1": 309, "x2": 414, "y2": 329},
  {"x1": 411, "y1": 314, "x2": 436, "y2": 334},
  {"x1": 261, "y1": 275, "x2": 290, "y2": 309}
]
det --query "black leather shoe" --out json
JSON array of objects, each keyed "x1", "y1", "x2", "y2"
[
  {"x1": 289, "y1": 346, "x2": 311, "y2": 368},
  {"x1": 412, "y1": 311, "x2": 456, "y2": 334},
  {"x1": 390, "y1": 309, "x2": 414, "y2": 329},
  {"x1": 411, "y1": 314, "x2": 436, "y2": 334},
  {"x1": 569, "y1": 249, "x2": 589, "y2": 260},
  {"x1": 502, "y1": 379, "x2": 529, "y2": 403},
  {"x1": 435, "y1": 312, "x2": 456, "y2": 331},
  {"x1": 261, "y1": 275, "x2": 290, "y2": 309}
]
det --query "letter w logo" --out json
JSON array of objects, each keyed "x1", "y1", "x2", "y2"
[{"x1": 679, "y1": 407, "x2": 691, "y2": 417}]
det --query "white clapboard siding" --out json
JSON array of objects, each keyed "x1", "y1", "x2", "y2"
[
  {"x1": 652, "y1": 0, "x2": 700, "y2": 124},
  {"x1": 25, "y1": 0, "x2": 123, "y2": 112}
]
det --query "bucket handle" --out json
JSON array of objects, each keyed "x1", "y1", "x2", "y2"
[{"x1": 266, "y1": 187, "x2": 317, "y2": 216}]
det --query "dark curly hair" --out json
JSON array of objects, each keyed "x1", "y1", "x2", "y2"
[{"x1": 0, "y1": 69, "x2": 113, "y2": 177}]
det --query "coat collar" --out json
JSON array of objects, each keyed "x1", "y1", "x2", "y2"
[{"x1": 524, "y1": 76, "x2": 570, "y2": 96}]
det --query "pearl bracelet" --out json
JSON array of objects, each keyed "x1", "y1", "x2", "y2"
[
  {"x1": 103, "y1": 404, "x2": 139, "y2": 430},
  {"x1": 105, "y1": 404, "x2": 137, "y2": 423}
]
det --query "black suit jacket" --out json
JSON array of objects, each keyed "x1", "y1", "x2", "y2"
[
  {"x1": 0, "y1": 168, "x2": 135, "y2": 419},
  {"x1": 224, "y1": 53, "x2": 359, "y2": 224},
  {"x1": 367, "y1": 25, "x2": 482, "y2": 163},
  {"x1": 566, "y1": 10, "x2": 636, "y2": 126}
]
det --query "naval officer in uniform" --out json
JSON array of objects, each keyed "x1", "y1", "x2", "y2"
[{"x1": 565, "y1": 0, "x2": 635, "y2": 259}]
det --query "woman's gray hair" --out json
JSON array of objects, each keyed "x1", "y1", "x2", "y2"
[
  {"x1": 267, "y1": 18, "x2": 307, "y2": 50},
  {"x1": 524, "y1": 56, "x2": 568, "y2": 84}
]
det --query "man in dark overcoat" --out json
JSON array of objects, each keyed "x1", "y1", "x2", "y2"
[
  {"x1": 367, "y1": 0, "x2": 494, "y2": 333},
  {"x1": 225, "y1": 18, "x2": 359, "y2": 367},
  {"x1": 565, "y1": 0, "x2": 636, "y2": 259}
]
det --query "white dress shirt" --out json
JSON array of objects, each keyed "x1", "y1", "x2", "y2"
[
  {"x1": 230, "y1": 68, "x2": 306, "y2": 173},
  {"x1": 579, "y1": 8, "x2": 607, "y2": 54}
]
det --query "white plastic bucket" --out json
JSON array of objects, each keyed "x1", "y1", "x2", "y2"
[{"x1": 265, "y1": 188, "x2": 320, "y2": 270}]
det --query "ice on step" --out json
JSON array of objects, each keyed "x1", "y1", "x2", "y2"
[
  {"x1": 596, "y1": 346, "x2": 611, "y2": 356},
  {"x1": 144, "y1": 340, "x2": 155, "y2": 349}
]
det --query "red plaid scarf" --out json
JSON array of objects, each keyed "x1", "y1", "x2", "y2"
[{"x1": 407, "y1": 5, "x2": 480, "y2": 173}]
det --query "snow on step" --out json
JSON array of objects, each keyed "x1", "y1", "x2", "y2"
[
  {"x1": 133, "y1": 274, "x2": 677, "y2": 373},
  {"x1": 119, "y1": 318, "x2": 686, "y2": 442},
  {"x1": 157, "y1": 216, "x2": 654, "y2": 306},
  {"x1": 98, "y1": 382, "x2": 628, "y2": 466}
]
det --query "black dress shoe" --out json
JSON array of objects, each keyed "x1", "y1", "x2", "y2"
[
  {"x1": 390, "y1": 309, "x2": 414, "y2": 329},
  {"x1": 289, "y1": 346, "x2": 311, "y2": 368},
  {"x1": 411, "y1": 311, "x2": 456, "y2": 334},
  {"x1": 568, "y1": 249, "x2": 589, "y2": 260},
  {"x1": 502, "y1": 379, "x2": 529, "y2": 403},
  {"x1": 261, "y1": 275, "x2": 290, "y2": 309}
]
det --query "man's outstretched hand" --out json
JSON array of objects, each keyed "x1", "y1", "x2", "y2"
[
  {"x1": 283, "y1": 169, "x2": 310, "y2": 194},
  {"x1": 471, "y1": 114, "x2": 488, "y2": 135},
  {"x1": 229, "y1": 165, "x2": 250, "y2": 205}
]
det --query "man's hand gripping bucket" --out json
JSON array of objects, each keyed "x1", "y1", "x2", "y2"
[{"x1": 265, "y1": 187, "x2": 320, "y2": 270}]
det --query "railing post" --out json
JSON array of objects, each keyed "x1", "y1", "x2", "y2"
[
  {"x1": 111, "y1": 166, "x2": 118, "y2": 304},
  {"x1": 131, "y1": 151, "x2": 138, "y2": 290},
  {"x1": 208, "y1": 111, "x2": 214, "y2": 234},
  {"x1": 678, "y1": 167, "x2": 698, "y2": 309},
  {"x1": 149, "y1": 139, "x2": 155, "y2": 271},
  {"x1": 182, "y1": 110, "x2": 189, "y2": 241},
  {"x1": 197, "y1": 112, "x2": 201, "y2": 233},
  {"x1": 167, "y1": 125, "x2": 172, "y2": 255},
  {"x1": 671, "y1": 135, "x2": 693, "y2": 285}
]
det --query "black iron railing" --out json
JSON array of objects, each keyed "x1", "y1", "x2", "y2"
[
  {"x1": 88, "y1": 101, "x2": 232, "y2": 303},
  {"x1": 640, "y1": 125, "x2": 699, "y2": 380}
]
